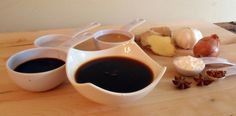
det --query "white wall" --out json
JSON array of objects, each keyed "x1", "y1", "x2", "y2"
[{"x1": 0, "y1": 0, "x2": 235, "y2": 32}]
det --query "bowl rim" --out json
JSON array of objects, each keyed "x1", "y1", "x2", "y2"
[
  {"x1": 93, "y1": 29, "x2": 135, "y2": 45},
  {"x1": 6, "y1": 47, "x2": 66, "y2": 76}
]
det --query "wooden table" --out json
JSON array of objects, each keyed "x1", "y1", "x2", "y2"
[{"x1": 1, "y1": 21, "x2": 236, "y2": 116}]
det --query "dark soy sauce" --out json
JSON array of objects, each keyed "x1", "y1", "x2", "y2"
[
  {"x1": 14, "y1": 58, "x2": 65, "y2": 73},
  {"x1": 75, "y1": 57, "x2": 153, "y2": 93}
]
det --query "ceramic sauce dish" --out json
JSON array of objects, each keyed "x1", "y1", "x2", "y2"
[{"x1": 66, "y1": 41, "x2": 166, "y2": 105}]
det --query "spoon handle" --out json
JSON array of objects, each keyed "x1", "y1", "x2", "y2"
[
  {"x1": 120, "y1": 18, "x2": 146, "y2": 32},
  {"x1": 72, "y1": 22, "x2": 101, "y2": 38},
  {"x1": 201, "y1": 57, "x2": 235, "y2": 66},
  {"x1": 59, "y1": 32, "x2": 94, "y2": 50}
]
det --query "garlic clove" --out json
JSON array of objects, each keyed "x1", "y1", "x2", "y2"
[{"x1": 173, "y1": 27, "x2": 203, "y2": 49}]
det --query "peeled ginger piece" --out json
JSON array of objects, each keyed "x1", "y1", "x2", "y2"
[{"x1": 144, "y1": 35, "x2": 176, "y2": 57}]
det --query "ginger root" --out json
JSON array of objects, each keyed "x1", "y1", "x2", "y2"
[{"x1": 140, "y1": 27, "x2": 176, "y2": 57}]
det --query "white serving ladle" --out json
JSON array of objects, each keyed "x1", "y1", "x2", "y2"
[
  {"x1": 57, "y1": 32, "x2": 94, "y2": 52},
  {"x1": 34, "y1": 22, "x2": 101, "y2": 47},
  {"x1": 120, "y1": 18, "x2": 146, "y2": 32}
]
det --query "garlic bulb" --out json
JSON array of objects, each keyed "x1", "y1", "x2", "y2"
[{"x1": 173, "y1": 27, "x2": 203, "y2": 49}]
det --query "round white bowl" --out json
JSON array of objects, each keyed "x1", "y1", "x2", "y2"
[
  {"x1": 6, "y1": 47, "x2": 67, "y2": 92},
  {"x1": 66, "y1": 41, "x2": 166, "y2": 105}
]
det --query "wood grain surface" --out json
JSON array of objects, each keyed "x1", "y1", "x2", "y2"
[{"x1": 0, "y1": 21, "x2": 236, "y2": 116}]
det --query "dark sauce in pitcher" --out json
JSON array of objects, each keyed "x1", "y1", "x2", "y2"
[
  {"x1": 14, "y1": 58, "x2": 65, "y2": 73},
  {"x1": 75, "y1": 56, "x2": 153, "y2": 93}
]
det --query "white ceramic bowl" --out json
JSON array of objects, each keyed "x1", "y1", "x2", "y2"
[
  {"x1": 6, "y1": 47, "x2": 67, "y2": 92},
  {"x1": 66, "y1": 41, "x2": 166, "y2": 105}
]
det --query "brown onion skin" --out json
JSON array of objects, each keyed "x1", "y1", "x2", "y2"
[{"x1": 193, "y1": 34, "x2": 220, "y2": 57}]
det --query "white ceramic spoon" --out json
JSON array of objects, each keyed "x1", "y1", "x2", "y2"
[
  {"x1": 58, "y1": 32, "x2": 94, "y2": 52},
  {"x1": 120, "y1": 18, "x2": 146, "y2": 32},
  {"x1": 34, "y1": 22, "x2": 101, "y2": 47}
]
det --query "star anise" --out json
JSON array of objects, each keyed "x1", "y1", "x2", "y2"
[
  {"x1": 194, "y1": 74, "x2": 214, "y2": 86},
  {"x1": 172, "y1": 76, "x2": 192, "y2": 89}
]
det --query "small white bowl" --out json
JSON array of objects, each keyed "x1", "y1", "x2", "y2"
[
  {"x1": 6, "y1": 47, "x2": 67, "y2": 92},
  {"x1": 66, "y1": 41, "x2": 166, "y2": 105}
]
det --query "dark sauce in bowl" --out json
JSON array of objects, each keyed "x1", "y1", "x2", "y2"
[
  {"x1": 75, "y1": 57, "x2": 153, "y2": 93},
  {"x1": 14, "y1": 58, "x2": 65, "y2": 73}
]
